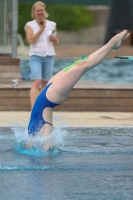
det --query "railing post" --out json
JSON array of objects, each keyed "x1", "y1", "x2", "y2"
[{"x1": 11, "y1": 0, "x2": 18, "y2": 58}]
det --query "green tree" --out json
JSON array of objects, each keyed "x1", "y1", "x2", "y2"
[{"x1": 18, "y1": 3, "x2": 95, "y2": 40}]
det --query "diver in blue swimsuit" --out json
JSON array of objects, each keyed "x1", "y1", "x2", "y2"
[
  {"x1": 28, "y1": 57, "x2": 89, "y2": 135},
  {"x1": 28, "y1": 83, "x2": 59, "y2": 135},
  {"x1": 27, "y1": 30, "x2": 130, "y2": 148}
]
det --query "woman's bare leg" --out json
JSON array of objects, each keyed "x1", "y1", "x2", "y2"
[
  {"x1": 47, "y1": 30, "x2": 130, "y2": 104},
  {"x1": 30, "y1": 79, "x2": 41, "y2": 108}
]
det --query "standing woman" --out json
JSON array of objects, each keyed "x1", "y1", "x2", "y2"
[{"x1": 25, "y1": 1, "x2": 59, "y2": 108}]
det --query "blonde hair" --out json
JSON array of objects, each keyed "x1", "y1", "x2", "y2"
[{"x1": 31, "y1": 1, "x2": 49, "y2": 18}]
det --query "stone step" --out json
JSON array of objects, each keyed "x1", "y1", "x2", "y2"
[
  {"x1": 0, "y1": 57, "x2": 20, "y2": 66},
  {"x1": 0, "y1": 53, "x2": 12, "y2": 57},
  {"x1": 0, "y1": 97, "x2": 133, "y2": 111},
  {"x1": 0, "y1": 78, "x2": 22, "y2": 84},
  {"x1": 0, "y1": 88, "x2": 29, "y2": 96},
  {"x1": 0, "y1": 72, "x2": 22, "y2": 83},
  {"x1": 0, "y1": 81, "x2": 133, "y2": 111},
  {"x1": 18, "y1": 46, "x2": 133, "y2": 59},
  {"x1": 0, "y1": 65, "x2": 21, "y2": 72},
  {"x1": 1, "y1": 96, "x2": 133, "y2": 106},
  {"x1": 0, "y1": 105, "x2": 132, "y2": 112},
  {"x1": 0, "y1": 72, "x2": 22, "y2": 78},
  {"x1": 0, "y1": 57, "x2": 19, "y2": 65},
  {"x1": 0, "y1": 55, "x2": 22, "y2": 84},
  {"x1": 55, "y1": 46, "x2": 133, "y2": 59}
]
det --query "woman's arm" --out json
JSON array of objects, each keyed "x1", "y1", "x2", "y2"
[
  {"x1": 49, "y1": 27, "x2": 59, "y2": 45},
  {"x1": 25, "y1": 23, "x2": 45, "y2": 44}
]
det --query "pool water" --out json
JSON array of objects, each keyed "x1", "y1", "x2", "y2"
[
  {"x1": 0, "y1": 127, "x2": 133, "y2": 200},
  {"x1": 20, "y1": 58, "x2": 133, "y2": 83}
]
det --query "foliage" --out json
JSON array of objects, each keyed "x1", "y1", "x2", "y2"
[
  {"x1": 18, "y1": 3, "x2": 95, "y2": 39},
  {"x1": 18, "y1": 3, "x2": 33, "y2": 40},
  {"x1": 47, "y1": 5, "x2": 94, "y2": 31}
]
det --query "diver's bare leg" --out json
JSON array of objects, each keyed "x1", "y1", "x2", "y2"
[{"x1": 47, "y1": 30, "x2": 130, "y2": 104}]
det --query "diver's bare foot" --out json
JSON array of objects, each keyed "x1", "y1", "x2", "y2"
[
  {"x1": 25, "y1": 142, "x2": 32, "y2": 149},
  {"x1": 43, "y1": 143, "x2": 53, "y2": 151},
  {"x1": 43, "y1": 139, "x2": 54, "y2": 151},
  {"x1": 44, "y1": 144, "x2": 51, "y2": 151},
  {"x1": 111, "y1": 30, "x2": 130, "y2": 50}
]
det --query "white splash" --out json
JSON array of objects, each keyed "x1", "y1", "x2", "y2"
[{"x1": 12, "y1": 123, "x2": 67, "y2": 152}]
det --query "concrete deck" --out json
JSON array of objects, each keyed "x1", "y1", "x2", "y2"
[
  {"x1": 0, "y1": 111, "x2": 132, "y2": 127},
  {"x1": 18, "y1": 45, "x2": 133, "y2": 59}
]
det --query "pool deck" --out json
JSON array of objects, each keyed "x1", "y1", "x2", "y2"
[
  {"x1": 0, "y1": 45, "x2": 133, "y2": 128},
  {"x1": 18, "y1": 45, "x2": 133, "y2": 59},
  {"x1": 0, "y1": 111, "x2": 133, "y2": 127}
]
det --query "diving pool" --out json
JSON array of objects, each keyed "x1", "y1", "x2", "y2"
[
  {"x1": 0, "y1": 127, "x2": 133, "y2": 200},
  {"x1": 20, "y1": 58, "x2": 133, "y2": 83}
]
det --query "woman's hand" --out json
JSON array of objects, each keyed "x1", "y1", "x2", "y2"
[
  {"x1": 26, "y1": 21, "x2": 46, "y2": 44},
  {"x1": 49, "y1": 34, "x2": 59, "y2": 45},
  {"x1": 39, "y1": 20, "x2": 46, "y2": 32}
]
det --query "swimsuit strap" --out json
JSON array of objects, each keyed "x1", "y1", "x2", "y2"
[{"x1": 45, "y1": 121, "x2": 52, "y2": 126}]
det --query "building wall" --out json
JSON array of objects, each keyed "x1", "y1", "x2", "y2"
[{"x1": 57, "y1": 7, "x2": 109, "y2": 45}]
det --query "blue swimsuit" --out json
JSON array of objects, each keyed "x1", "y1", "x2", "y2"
[
  {"x1": 28, "y1": 57, "x2": 89, "y2": 135},
  {"x1": 28, "y1": 83, "x2": 59, "y2": 135}
]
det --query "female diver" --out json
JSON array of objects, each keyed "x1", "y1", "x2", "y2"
[{"x1": 27, "y1": 30, "x2": 130, "y2": 150}]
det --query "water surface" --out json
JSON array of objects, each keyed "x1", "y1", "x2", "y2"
[
  {"x1": 20, "y1": 59, "x2": 133, "y2": 83},
  {"x1": 0, "y1": 127, "x2": 133, "y2": 200}
]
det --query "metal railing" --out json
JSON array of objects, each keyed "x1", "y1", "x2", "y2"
[{"x1": 0, "y1": 0, "x2": 18, "y2": 58}]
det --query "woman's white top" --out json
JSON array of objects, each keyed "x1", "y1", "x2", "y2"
[{"x1": 25, "y1": 19, "x2": 56, "y2": 57}]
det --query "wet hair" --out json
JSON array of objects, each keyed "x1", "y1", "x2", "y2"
[{"x1": 31, "y1": 1, "x2": 48, "y2": 18}]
